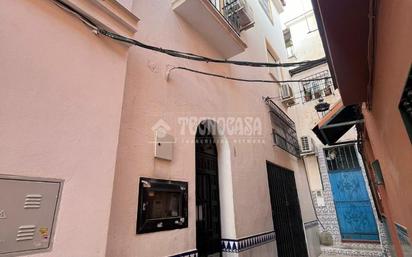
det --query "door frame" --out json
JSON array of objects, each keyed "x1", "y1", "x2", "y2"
[{"x1": 195, "y1": 123, "x2": 222, "y2": 257}]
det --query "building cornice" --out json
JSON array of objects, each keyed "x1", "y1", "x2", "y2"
[{"x1": 58, "y1": 0, "x2": 139, "y2": 37}]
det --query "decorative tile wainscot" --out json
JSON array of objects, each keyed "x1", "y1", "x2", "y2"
[
  {"x1": 221, "y1": 231, "x2": 276, "y2": 253},
  {"x1": 169, "y1": 250, "x2": 198, "y2": 257}
]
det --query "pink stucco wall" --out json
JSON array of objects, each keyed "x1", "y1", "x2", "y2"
[
  {"x1": 105, "y1": 1, "x2": 315, "y2": 257},
  {"x1": 362, "y1": 0, "x2": 412, "y2": 254},
  {"x1": 0, "y1": 1, "x2": 130, "y2": 256},
  {"x1": 361, "y1": 0, "x2": 412, "y2": 256}
]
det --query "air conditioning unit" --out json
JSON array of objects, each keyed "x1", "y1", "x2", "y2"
[
  {"x1": 225, "y1": 0, "x2": 255, "y2": 31},
  {"x1": 280, "y1": 84, "x2": 295, "y2": 106},
  {"x1": 300, "y1": 136, "x2": 315, "y2": 154}
]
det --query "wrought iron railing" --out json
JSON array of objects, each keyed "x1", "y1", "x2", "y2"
[
  {"x1": 324, "y1": 144, "x2": 360, "y2": 171},
  {"x1": 273, "y1": 132, "x2": 300, "y2": 157},
  {"x1": 267, "y1": 99, "x2": 296, "y2": 129},
  {"x1": 209, "y1": 0, "x2": 253, "y2": 34},
  {"x1": 222, "y1": 1, "x2": 242, "y2": 33},
  {"x1": 266, "y1": 100, "x2": 300, "y2": 157},
  {"x1": 300, "y1": 70, "x2": 335, "y2": 103}
]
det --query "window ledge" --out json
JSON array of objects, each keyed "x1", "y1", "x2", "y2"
[{"x1": 59, "y1": 0, "x2": 139, "y2": 37}]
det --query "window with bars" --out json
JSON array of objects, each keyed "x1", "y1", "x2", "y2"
[
  {"x1": 267, "y1": 100, "x2": 300, "y2": 157},
  {"x1": 324, "y1": 145, "x2": 360, "y2": 171}
]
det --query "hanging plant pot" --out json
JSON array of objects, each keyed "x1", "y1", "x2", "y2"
[
  {"x1": 315, "y1": 101, "x2": 330, "y2": 112},
  {"x1": 304, "y1": 93, "x2": 312, "y2": 102},
  {"x1": 324, "y1": 87, "x2": 332, "y2": 96}
]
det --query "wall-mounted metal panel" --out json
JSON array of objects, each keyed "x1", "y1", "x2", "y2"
[{"x1": 0, "y1": 175, "x2": 63, "y2": 256}]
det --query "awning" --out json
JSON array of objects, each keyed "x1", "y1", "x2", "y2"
[
  {"x1": 312, "y1": 101, "x2": 363, "y2": 145},
  {"x1": 311, "y1": 0, "x2": 370, "y2": 105}
]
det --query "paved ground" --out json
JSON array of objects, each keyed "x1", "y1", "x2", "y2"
[{"x1": 320, "y1": 255, "x2": 361, "y2": 257}]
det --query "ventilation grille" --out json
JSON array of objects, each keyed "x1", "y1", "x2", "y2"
[
  {"x1": 301, "y1": 136, "x2": 310, "y2": 152},
  {"x1": 16, "y1": 225, "x2": 36, "y2": 241},
  {"x1": 24, "y1": 194, "x2": 42, "y2": 209}
]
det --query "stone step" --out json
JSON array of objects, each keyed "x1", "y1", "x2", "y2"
[{"x1": 321, "y1": 246, "x2": 385, "y2": 257}]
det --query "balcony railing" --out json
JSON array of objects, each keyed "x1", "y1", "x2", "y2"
[
  {"x1": 210, "y1": 0, "x2": 254, "y2": 34},
  {"x1": 300, "y1": 70, "x2": 335, "y2": 102},
  {"x1": 266, "y1": 99, "x2": 300, "y2": 157}
]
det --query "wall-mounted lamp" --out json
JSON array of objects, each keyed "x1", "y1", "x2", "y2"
[{"x1": 326, "y1": 149, "x2": 337, "y2": 160}]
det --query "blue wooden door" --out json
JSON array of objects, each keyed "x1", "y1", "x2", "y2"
[{"x1": 329, "y1": 169, "x2": 379, "y2": 241}]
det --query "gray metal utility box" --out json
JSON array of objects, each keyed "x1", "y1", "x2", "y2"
[{"x1": 0, "y1": 175, "x2": 63, "y2": 256}]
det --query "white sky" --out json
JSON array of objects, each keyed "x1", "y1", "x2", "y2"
[{"x1": 280, "y1": 0, "x2": 314, "y2": 26}]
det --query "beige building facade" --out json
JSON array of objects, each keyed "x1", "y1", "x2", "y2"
[{"x1": 281, "y1": 1, "x2": 388, "y2": 256}]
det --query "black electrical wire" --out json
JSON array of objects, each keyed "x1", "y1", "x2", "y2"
[
  {"x1": 98, "y1": 30, "x2": 326, "y2": 68},
  {"x1": 169, "y1": 66, "x2": 332, "y2": 84},
  {"x1": 54, "y1": 0, "x2": 326, "y2": 69}
]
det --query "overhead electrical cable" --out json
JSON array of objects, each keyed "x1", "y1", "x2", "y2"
[
  {"x1": 53, "y1": 0, "x2": 333, "y2": 101},
  {"x1": 53, "y1": 0, "x2": 326, "y2": 69},
  {"x1": 98, "y1": 29, "x2": 326, "y2": 68},
  {"x1": 169, "y1": 66, "x2": 332, "y2": 84}
]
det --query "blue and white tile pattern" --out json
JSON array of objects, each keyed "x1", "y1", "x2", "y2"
[
  {"x1": 169, "y1": 250, "x2": 198, "y2": 257},
  {"x1": 221, "y1": 231, "x2": 276, "y2": 253}
]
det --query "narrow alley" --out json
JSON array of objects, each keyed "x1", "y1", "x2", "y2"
[{"x1": 0, "y1": 0, "x2": 411, "y2": 257}]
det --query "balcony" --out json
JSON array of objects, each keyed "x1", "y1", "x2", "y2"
[
  {"x1": 266, "y1": 99, "x2": 300, "y2": 157},
  {"x1": 300, "y1": 70, "x2": 335, "y2": 103},
  {"x1": 172, "y1": 0, "x2": 252, "y2": 58}
]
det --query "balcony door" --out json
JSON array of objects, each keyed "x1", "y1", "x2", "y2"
[{"x1": 196, "y1": 124, "x2": 222, "y2": 257}]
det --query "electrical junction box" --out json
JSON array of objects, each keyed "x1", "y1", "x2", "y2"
[
  {"x1": 315, "y1": 190, "x2": 325, "y2": 207},
  {"x1": 0, "y1": 175, "x2": 63, "y2": 256},
  {"x1": 154, "y1": 131, "x2": 174, "y2": 161}
]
